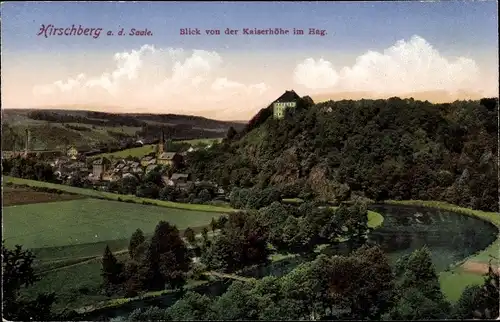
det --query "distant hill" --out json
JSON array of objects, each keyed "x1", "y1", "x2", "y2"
[
  {"x1": 312, "y1": 90, "x2": 489, "y2": 104},
  {"x1": 1, "y1": 109, "x2": 245, "y2": 151}
]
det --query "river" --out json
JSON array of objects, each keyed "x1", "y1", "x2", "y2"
[{"x1": 84, "y1": 204, "x2": 498, "y2": 320}]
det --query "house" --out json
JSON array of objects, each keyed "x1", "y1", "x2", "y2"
[
  {"x1": 157, "y1": 152, "x2": 183, "y2": 166},
  {"x1": 92, "y1": 157, "x2": 111, "y2": 180},
  {"x1": 146, "y1": 164, "x2": 158, "y2": 174},
  {"x1": 67, "y1": 146, "x2": 79, "y2": 160},
  {"x1": 114, "y1": 163, "x2": 126, "y2": 173},
  {"x1": 271, "y1": 90, "x2": 302, "y2": 120},
  {"x1": 131, "y1": 167, "x2": 144, "y2": 175},
  {"x1": 123, "y1": 172, "x2": 137, "y2": 180},
  {"x1": 166, "y1": 173, "x2": 192, "y2": 187},
  {"x1": 140, "y1": 156, "x2": 156, "y2": 167},
  {"x1": 102, "y1": 171, "x2": 120, "y2": 182},
  {"x1": 162, "y1": 175, "x2": 171, "y2": 186}
]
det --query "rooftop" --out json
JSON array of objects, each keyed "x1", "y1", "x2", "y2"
[
  {"x1": 273, "y1": 90, "x2": 301, "y2": 103},
  {"x1": 158, "y1": 152, "x2": 177, "y2": 160}
]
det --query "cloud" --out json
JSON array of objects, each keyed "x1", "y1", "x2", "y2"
[
  {"x1": 33, "y1": 45, "x2": 269, "y2": 118},
  {"x1": 293, "y1": 35, "x2": 483, "y2": 94},
  {"x1": 293, "y1": 58, "x2": 339, "y2": 89}
]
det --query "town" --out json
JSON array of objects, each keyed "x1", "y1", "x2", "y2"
[{"x1": 2, "y1": 130, "x2": 226, "y2": 203}]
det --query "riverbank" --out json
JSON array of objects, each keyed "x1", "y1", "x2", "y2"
[{"x1": 385, "y1": 200, "x2": 499, "y2": 302}]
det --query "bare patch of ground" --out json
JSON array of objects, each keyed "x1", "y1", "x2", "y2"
[
  {"x1": 3, "y1": 186, "x2": 85, "y2": 206},
  {"x1": 461, "y1": 260, "x2": 500, "y2": 275}
]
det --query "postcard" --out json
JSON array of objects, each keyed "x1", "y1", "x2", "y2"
[{"x1": 1, "y1": 2, "x2": 498, "y2": 321}]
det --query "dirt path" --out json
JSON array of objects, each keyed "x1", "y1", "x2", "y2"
[{"x1": 461, "y1": 260, "x2": 500, "y2": 275}]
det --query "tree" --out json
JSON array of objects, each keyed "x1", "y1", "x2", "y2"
[
  {"x1": 472, "y1": 264, "x2": 499, "y2": 319},
  {"x1": 135, "y1": 182, "x2": 160, "y2": 199},
  {"x1": 203, "y1": 212, "x2": 270, "y2": 272},
  {"x1": 454, "y1": 264, "x2": 500, "y2": 319},
  {"x1": 128, "y1": 229, "x2": 146, "y2": 260},
  {"x1": 101, "y1": 245, "x2": 124, "y2": 291},
  {"x1": 226, "y1": 126, "x2": 238, "y2": 141},
  {"x1": 119, "y1": 175, "x2": 139, "y2": 195},
  {"x1": 453, "y1": 284, "x2": 482, "y2": 319},
  {"x1": 279, "y1": 260, "x2": 327, "y2": 320},
  {"x1": 67, "y1": 174, "x2": 84, "y2": 187},
  {"x1": 210, "y1": 281, "x2": 261, "y2": 320},
  {"x1": 386, "y1": 247, "x2": 451, "y2": 320},
  {"x1": 384, "y1": 288, "x2": 450, "y2": 320},
  {"x1": 216, "y1": 216, "x2": 228, "y2": 230},
  {"x1": 143, "y1": 221, "x2": 191, "y2": 291},
  {"x1": 398, "y1": 247, "x2": 445, "y2": 302},
  {"x1": 278, "y1": 216, "x2": 316, "y2": 255},
  {"x1": 183, "y1": 227, "x2": 196, "y2": 245},
  {"x1": 144, "y1": 170, "x2": 164, "y2": 187},
  {"x1": 336, "y1": 203, "x2": 370, "y2": 250},
  {"x1": 167, "y1": 291, "x2": 214, "y2": 320},
  {"x1": 121, "y1": 261, "x2": 144, "y2": 297},
  {"x1": 198, "y1": 188, "x2": 212, "y2": 203},
  {"x1": 34, "y1": 162, "x2": 55, "y2": 182},
  {"x1": 210, "y1": 218, "x2": 218, "y2": 233},
  {"x1": 201, "y1": 227, "x2": 209, "y2": 246},
  {"x1": 2, "y1": 241, "x2": 56, "y2": 320},
  {"x1": 129, "y1": 306, "x2": 169, "y2": 321},
  {"x1": 341, "y1": 246, "x2": 396, "y2": 319},
  {"x1": 159, "y1": 185, "x2": 177, "y2": 201}
]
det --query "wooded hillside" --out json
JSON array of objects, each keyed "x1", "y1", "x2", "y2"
[{"x1": 186, "y1": 97, "x2": 498, "y2": 212}]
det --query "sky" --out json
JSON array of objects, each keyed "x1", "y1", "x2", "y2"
[{"x1": 1, "y1": 1, "x2": 498, "y2": 120}]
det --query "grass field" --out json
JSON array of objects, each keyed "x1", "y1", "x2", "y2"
[
  {"x1": 439, "y1": 268, "x2": 486, "y2": 302},
  {"x1": 3, "y1": 176, "x2": 234, "y2": 213},
  {"x1": 386, "y1": 200, "x2": 500, "y2": 302},
  {"x1": 3, "y1": 189, "x2": 227, "y2": 312},
  {"x1": 178, "y1": 138, "x2": 222, "y2": 145},
  {"x1": 93, "y1": 138, "x2": 222, "y2": 159},
  {"x1": 3, "y1": 198, "x2": 225, "y2": 251},
  {"x1": 367, "y1": 210, "x2": 384, "y2": 228},
  {"x1": 93, "y1": 144, "x2": 156, "y2": 159}
]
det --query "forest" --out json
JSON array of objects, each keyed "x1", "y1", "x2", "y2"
[{"x1": 186, "y1": 97, "x2": 498, "y2": 212}]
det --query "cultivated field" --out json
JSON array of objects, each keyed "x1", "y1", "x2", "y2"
[{"x1": 3, "y1": 185, "x2": 85, "y2": 206}]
